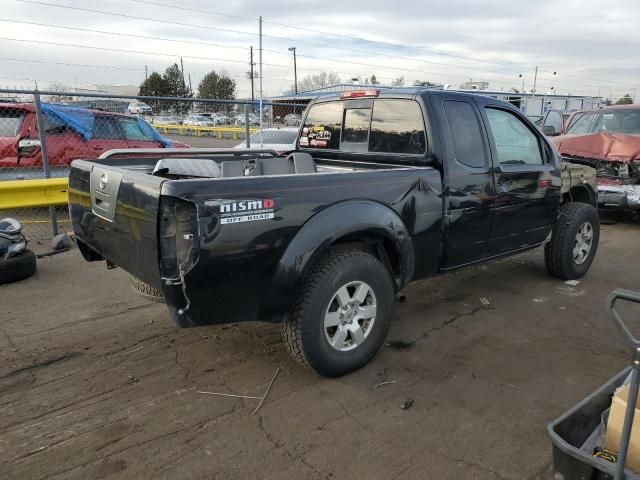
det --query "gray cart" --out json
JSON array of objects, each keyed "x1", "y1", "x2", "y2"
[{"x1": 549, "y1": 289, "x2": 640, "y2": 480}]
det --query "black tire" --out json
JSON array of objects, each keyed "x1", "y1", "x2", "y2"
[
  {"x1": 282, "y1": 248, "x2": 395, "y2": 378},
  {"x1": 0, "y1": 250, "x2": 36, "y2": 284},
  {"x1": 130, "y1": 275, "x2": 165, "y2": 303},
  {"x1": 545, "y1": 202, "x2": 600, "y2": 280}
]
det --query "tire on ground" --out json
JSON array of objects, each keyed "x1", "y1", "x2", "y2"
[
  {"x1": 0, "y1": 249, "x2": 36, "y2": 284},
  {"x1": 282, "y1": 247, "x2": 395, "y2": 378},
  {"x1": 130, "y1": 275, "x2": 165, "y2": 303},
  {"x1": 545, "y1": 202, "x2": 600, "y2": 280}
]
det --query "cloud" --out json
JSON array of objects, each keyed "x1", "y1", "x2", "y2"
[{"x1": 0, "y1": 0, "x2": 637, "y2": 100}]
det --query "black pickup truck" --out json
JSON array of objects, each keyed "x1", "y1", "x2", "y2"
[{"x1": 69, "y1": 88, "x2": 599, "y2": 377}]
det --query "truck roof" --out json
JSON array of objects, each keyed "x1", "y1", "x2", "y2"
[{"x1": 309, "y1": 87, "x2": 516, "y2": 110}]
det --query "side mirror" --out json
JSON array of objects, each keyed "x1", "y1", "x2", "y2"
[{"x1": 541, "y1": 125, "x2": 560, "y2": 136}]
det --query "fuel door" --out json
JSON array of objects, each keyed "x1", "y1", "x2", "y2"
[{"x1": 90, "y1": 165, "x2": 123, "y2": 221}]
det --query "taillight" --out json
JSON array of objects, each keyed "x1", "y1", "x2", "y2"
[
  {"x1": 159, "y1": 197, "x2": 199, "y2": 280},
  {"x1": 340, "y1": 89, "x2": 380, "y2": 99},
  {"x1": 18, "y1": 138, "x2": 41, "y2": 157}
]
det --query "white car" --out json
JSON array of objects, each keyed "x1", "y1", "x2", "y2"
[
  {"x1": 128, "y1": 102, "x2": 153, "y2": 115},
  {"x1": 235, "y1": 113, "x2": 260, "y2": 126},
  {"x1": 234, "y1": 128, "x2": 298, "y2": 152},
  {"x1": 183, "y1": 114, "x2": 215, "y2": 127},
  {"x1": 284, "y1": 113, "x2": 301, "y2": 126}
]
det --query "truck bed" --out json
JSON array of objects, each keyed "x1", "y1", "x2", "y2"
[{"x1": 68, "y1": 149, "x2": 443, "y2": 325}]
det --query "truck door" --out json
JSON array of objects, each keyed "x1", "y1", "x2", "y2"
[
  {"x1": 436, "y1": 96, "x2": 494, "y2": 267},
  {"x1": 479, "y1": 102, "x2": 560, "y2": 255}
]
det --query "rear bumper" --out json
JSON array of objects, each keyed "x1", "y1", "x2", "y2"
[{"x1": 597, "y1": 184, "x2": 640, "y2": 210}]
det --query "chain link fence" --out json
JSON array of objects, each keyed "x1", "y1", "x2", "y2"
[{"x1": 0, "y1": 88, "x2": 307, "y2": 241}]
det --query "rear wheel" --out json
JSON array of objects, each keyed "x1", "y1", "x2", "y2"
[
  {"x1": 282, "y1": 248, "x2": 395, "y2": 377},
  {"x1": 545, "y1": 203, "x2": 600, "y2": 279}
]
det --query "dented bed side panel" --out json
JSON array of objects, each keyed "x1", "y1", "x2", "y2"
[{"x1": 159, "y1": 168, "x2": 443, "y2": 326}]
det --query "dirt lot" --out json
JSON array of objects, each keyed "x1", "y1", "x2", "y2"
[{"x1": 1, "y1": 219, "x2": 639, "y2": 480}]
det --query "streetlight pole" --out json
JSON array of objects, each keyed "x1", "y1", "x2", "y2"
[
  {"x1": 518, "y1": 74, "x2": 525, "y2": 94},
  {"x1": 288, "y1": 47, "x2": 298, "y2": 94}
]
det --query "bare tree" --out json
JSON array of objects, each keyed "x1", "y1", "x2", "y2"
[
  {"x1": 391, "y1": 76, "x2": 405, "y2": 87},
  {"x1": 290, "y1": 72, "x2": 341, "y2": 93},
  {"x1": 45, "y1": 83, "x2": 74, "y2": 103}
]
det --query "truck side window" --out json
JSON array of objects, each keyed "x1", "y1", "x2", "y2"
[
  {"x1": 443, "y1": 101, "x2": 485, "y2": 168},
  {"x1": 485, "y1": 108, "x2": 543, "y2": 166},
  {"x1": 369, "y1": 100, "x2": 426, "y2": 154},
  {"x1": 92, "y1": 116, "x2": 122, "y2": 140},
  {"x1": 119, "y1": 118, "x2": 152, "y2": 141},
  {"x1": 301, "y1": 102, "x2": 342, "y2": 149},
  {"x1": 342, "y1": 108, "x2": 371, "y2": 143}
]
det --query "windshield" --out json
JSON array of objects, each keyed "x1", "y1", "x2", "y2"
[
  {"x1": 0, "y1": 110, "x2": 25, "y2": 136},
  {"x1": 567, "y1": 109, "x2": 640, "y2": 135},
  {"x1": 249, "y1": 130, "x2": 297, "y2": 144}
]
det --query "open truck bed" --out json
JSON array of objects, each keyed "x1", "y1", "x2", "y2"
[{"x1": 69, "y1": 148, "x2": 442, "y2": 327}]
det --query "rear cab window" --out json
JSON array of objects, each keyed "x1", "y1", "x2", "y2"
[
  {"x1": 0, "y1": 110, "x2": 26, "y2": 137},
  {"x1": 300, "y1": 98, "x2": 426, "y2": 155},
  {"x1": 299, "y1": 102, "x2": 342, "y2": 149}
]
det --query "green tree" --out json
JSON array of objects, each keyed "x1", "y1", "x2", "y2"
[
  {"x1": 615, "y1": 94, "x2": 633, "y2": 105},
  {"x1": 370, "y1": 74, "x2": 379, "y2": 85},
  {"x1": 162, "y1": 63, "x2": 192, "y2": 113},
  {"x1": 139, "y1": 72, "x2": 168, "y2": 97},
  {"x1": 138, "y1": 72, "x2": 169, "y2": 111},
  {"x1": 604, "y1": 98, "x2": 613, "y2": 106},
  {"x1": 197, "y1": 71, "x2": 237, "y2": 112}
]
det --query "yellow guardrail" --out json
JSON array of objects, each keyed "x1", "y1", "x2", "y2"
[
  {"x1": 0, "y1": 177, "x2": 69, "y2": 209},
  {"x1": 154, "y1": 123, "x2": 259, "y2": 139}
]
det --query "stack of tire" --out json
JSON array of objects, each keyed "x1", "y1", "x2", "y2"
[{"x1": 0, "y1": 250, "x2": 36, "y2": 284}]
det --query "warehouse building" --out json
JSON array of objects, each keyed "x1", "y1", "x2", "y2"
[{"x1": 270, "y1": 84, "x2": 603, "y2": 120}]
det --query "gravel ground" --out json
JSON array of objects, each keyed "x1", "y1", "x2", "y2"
[{"x1": 1, "y1": 218, "x2": 639, "y2": 479}]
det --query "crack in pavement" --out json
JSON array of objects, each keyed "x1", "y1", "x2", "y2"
[
  {"x1": 0, "y1": 352, "x2": 82, "y2": 380},
  {"x1": 386, "y1": 307, "x2": 484, "y2": 350}
]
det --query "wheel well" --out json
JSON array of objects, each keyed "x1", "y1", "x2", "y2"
[
  {"x1": 563, "y1": 185, "x2": 596, "y2": 207},
  {"x1": 304, "y1": 231, "x2": 403, "y2": 289}
]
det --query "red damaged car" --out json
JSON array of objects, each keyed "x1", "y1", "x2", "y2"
[
  {"x1": 551, "y1": 105, "x2": 640, "y2": 211},
  {"x1": 0, "y1": 103, "x2": 188, "y2": 172}
]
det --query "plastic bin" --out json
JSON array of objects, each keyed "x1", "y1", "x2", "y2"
[
  {"x1": 548, "y1": 367, "x2": 632, "y2": 480},
  {"x1": 548, "y1": 288, "x2": 640, "y2": 480}
]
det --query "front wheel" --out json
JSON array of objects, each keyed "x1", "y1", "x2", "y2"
[
  {"x1": 282, "y1": 248, "x2": 395, "y2": 377},
  {"x1": 545, "y1": 202, "x2": 600, "y2": 279}
]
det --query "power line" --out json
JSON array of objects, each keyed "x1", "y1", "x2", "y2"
[
  {"x1": 9, "y1": 0, "x2": 533, "y2": 80},
  {"x1": 0, "y1": 56, "x2": 145, "y2": 71},
  {"x1": 9, "y1": 0, "x2": 632, "y2": 94},
  {"x1": 130, "y1": 0, "x2": 530, "y2": 70},
  {"x1": 0, "y1": 16, "x2": 530, "y2": 86},
  {"x1": 0, "y1": 18, "x2": 251, "y2": 51}
]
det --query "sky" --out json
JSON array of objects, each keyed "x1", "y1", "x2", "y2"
[{"x1": 0, "y1": 0, "x2": 638, "y2": 101}]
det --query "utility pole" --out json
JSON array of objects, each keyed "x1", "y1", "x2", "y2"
[
  {"x1": 288, "y1": 47, "x2": 298, "y2": 94},
  {"x1": 180, "y1": 57, "x2": 186, "y2": 91},
  {"x1": 249, "y1": 46, "x2": 255, "y2": 102},
  {"x1": 188, "y1": 73, "x2": 192, "y2": 93},
  {"x1": 145, "y1": 65, "x2": 148, "y2": 80},
  {"x1": 259, "y1": 16, "x2": 263, "y2": 143}
]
